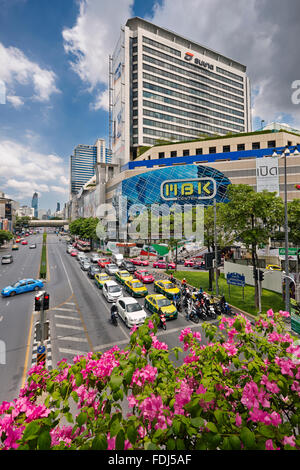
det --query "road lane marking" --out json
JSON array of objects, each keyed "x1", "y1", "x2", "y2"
[
  {"x1": 56, "y1": 323, "x2": 84, "y2": 330},
  {"x1": 54, "y1": 314, "x2": 80, "y2": 321},
  {"x1": 52, "y1": 307, "x2": 78, "y2": 312},
  {"x1": 57, "y1": 250, "x2": 73, "y2": 295},
  {"x1": 59, "y1": 348, "x2": 87, "y2": 356},
  {"x1": 94, "y1": 338, "x2": 129, "y2": 351},
  {"x1": 58, "y1": 336, "x2": 87, "y2": 343}
]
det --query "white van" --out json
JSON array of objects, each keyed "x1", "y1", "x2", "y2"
[{"x1": 112, "y1": 253, "x2": 124, "y2": 266}]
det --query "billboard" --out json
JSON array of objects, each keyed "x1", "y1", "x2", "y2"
[{"x1": 256, "y1": 157, "x2": 279, "y2": 194}]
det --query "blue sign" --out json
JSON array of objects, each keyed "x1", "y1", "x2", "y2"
[
  {"x1": 227, "y1": 272, "x2": 245, "y2": 287},
  {"x1": 37, "y1": 345, "x2": 46, "y2": 354}
]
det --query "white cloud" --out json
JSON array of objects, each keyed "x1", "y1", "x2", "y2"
[
  {"x1": 149, "y1": 0, "x2": 300, "y2": 128},
  {"x1": 6, "y1": 95, "x2": 24, "y2": 108},
  {"x1": 0, "y1": 42, "x2": 59, "y2": 104},
  {"x1": 0, "y1": 138, "x2": 68, "y2": 200},
  {"x1": 62, "y1": 0, "x2": 134, "y2": 111}
]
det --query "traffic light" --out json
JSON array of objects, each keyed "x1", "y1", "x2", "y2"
[
  {"x1": 43, "y1": 293, "x2": 50, "y2": 310},
  {"x1": 253, "y1": 268, "x2": 258, "y2": 281},
  {"x1": 34, "y1": 295, "x2": 42, "y2": 311},
  {"x1": 259, "y1": 270, "x2": 264, "y2": 282}
]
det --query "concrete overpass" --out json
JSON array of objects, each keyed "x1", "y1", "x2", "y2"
[{"x1": 29, "y1": 220, "x2": 69, "y2": 227}]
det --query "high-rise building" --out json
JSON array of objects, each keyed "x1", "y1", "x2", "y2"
[
  {"x1": 31, "y1": 192, "x2": 38, "y2": 218},
  {"x1": 70, "y1": 139, "x2": 111, "y2": 195},
  {"x1": 110, "y1": 17, "x2": 252, "y2": 166},
  {"x1": 56, "y1": 202, "x2": 61, "y2": 212}
]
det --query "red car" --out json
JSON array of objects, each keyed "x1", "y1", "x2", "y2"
[
  {"x1": 184, "y1": 259, "x2": 194, "y2": 267},
  {"x1": 130, "y1": 258, "x2": 143, "y2": 265},
  {"x1": 70, "y1": 249, "x2": 78, "y2": 257},
  {"x1": 153, "y1": 261, "x2": 176, "y2": 269},
  {"x1": 134, "y1": 269, "x2": 155, "y2": 283},
  {"x1": 97, "y1": 258, "x2": 111, "y2": 268},
  {"x1": 21, "y1": 240, "x2": 28, "y2": 245}
]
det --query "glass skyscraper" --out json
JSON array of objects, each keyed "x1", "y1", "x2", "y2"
[
  {"x1": 31, "y1": 192, "x2": 38, "y2": 218},
  {"x1": 70, "y1": 139, "x2": 111, "y2": 195}
]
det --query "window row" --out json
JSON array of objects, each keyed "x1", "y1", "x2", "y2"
[
  {"x1": 142, "y1": 54, "x2": 244, "y2": 98},
  {"x1": 143, "y1": 83, "x2": 244, "y2": 118},
  {"x1": 143, "y1": 118, "x2": 241, "y2": 138},
  {"x1": 142, "y1": 45, "x2": 244, "y2": 90},
  {"x1": 143, "y1": 107, "x2": 244, "y2": 133},
  {"x1": 216, "y1": 66, "x2": 244, "y2": 82},
  {"x1": 143, "y1": 73, "x2": 244, "y2": 119},
  {"x1": 143, "y1": 99, "x2": 244, "y2": 126},
  {"x1": 142, "y1": 35, "x2": 181, "y2": 57},
  {"x1": 143, "y1": 63, "x2": 244, "y2": 109},
  {"x1": 143, "y1": 127, "x2": 218, "y2": 143}
]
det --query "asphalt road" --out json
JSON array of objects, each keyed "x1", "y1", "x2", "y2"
[
  {"x1": 44, "y1": 235, "x2": 215, "y2": 370},
  {"x1": 0, "y1": 234, "x2": 42, "y2": 403}
]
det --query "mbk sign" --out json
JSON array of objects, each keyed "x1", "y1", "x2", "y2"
[
  {"x1": 184, "y1": 52, "x2": 214, "y2": 71},
  {"x1": 256, "y1": 157, "x2": 279, "y2": 195}
]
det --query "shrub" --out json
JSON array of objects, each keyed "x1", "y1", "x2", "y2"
[{"x1": 0, "y1": 310, "x2": 299, "y2": 450}]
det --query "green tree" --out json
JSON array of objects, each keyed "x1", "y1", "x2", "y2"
[
  {"x1": 219, "y1": 185, "x2": 284, "y2": 309},
  {"x1": 0, "y1": 230, "x2": 13, "y2": 245},
  {"x1": 288, "y1": 199, "x2": 300, "y2": 245}
]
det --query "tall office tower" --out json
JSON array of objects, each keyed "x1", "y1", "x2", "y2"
[
  {"x1": 110, "y1": 17, "x2": 252, "y2": 166},
  {"x1": 56, "y1": 202, "x2": 60, "y2": 212},
  {"x1": 31, "y1": 192, "x2": 38, "y2": 218},
  {"x1": 70, "y1": 139, "x2": 111, "y2": 195}
]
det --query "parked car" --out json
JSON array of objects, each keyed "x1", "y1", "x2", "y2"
[
  {"x1": 1, "y1": 254, "x2": 13, "y2": 265},
  {"x1": 70, "y1": 249, "x2": 78, "y2": 257},
  {"x1": 116, "y1": 297, "x2": 147, "y2": 328},
  {"x1": 94, "y1": 273, "x2": 111, "y2": 289},
  {"x1": 153, "y1": 260, "x2": 176, "y2": 269},
  {"x1": 29, "y1": 244, "x2": 36, "y2": 249},
  {"x1": 87, "y1": 264, "x2": 101, "y2": 278},
  {"x1": 102, "y1": 280, "x2": 123, "y2": 302},
  {"x1": 90, "y1": 253, "x2": 101, "y2": 264},
  {"x1": 81, "y1": 260, "x2": 91, "y2": 271},
  {"x1": 184, "y1": 259, "x2": 194, "y2": 267},
  {"x1": 97, "y1": 258, "x2": 111, "y2": 268},
  {"x1": 144, "y1": 294, "x2": 177, "y2": 320},
  {"x1": 1, "y1": 278, "x2": 44, "y2": 297},
  {"x1": 21, "y1": 240, "x2": 28, "y2": 245},
  {"x1": 134, "y1": 269, "x2": 155, "y2": 283},
  {"x1": 105, "y1": 263, "x2": 119, "y2": 275},
  {"x1": 266, "y1": 264, "x2": 282, "y2": 271},
  {"x1": 193, "y1": 261, "x2": 205, "y2": 270},
  {"x1": 120, "y1": 260, "x2": 136, "y2": 273}
]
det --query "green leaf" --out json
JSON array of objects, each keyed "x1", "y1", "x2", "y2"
[
  {"x1": 23, "y1": 421, "x2": 40, "y2": 441},
  {"x1": 109, "y1": 375, "x2": 123, "y2": 391},
  {"x1": 240, "y1": 427, "x2": 256, "y2": 449},
  {"x1": 76, "y1": 412, "x2": 87, "y2": 427},
  {"x1": 191, "y1": 417, "x2": 204, "y2": 428},
  {"x1": 206, "y1": 422, "x2": 218, "y2": 433},
  {"x1": 229, "y1": 435, "x2": 241, "y2": 450},
  {"x1": 110, "y1": 418, "x2": 121, "y2": 438},
  {"x1": 91, "y1": 434, "x2": 108, "y2": 450},
  {"x1": 127, "y1": 424, "x2": 138, "y2": 445},
  {"x1": 37, "y1": 430, "x2": 51, "y2": 450},
  {"x1": 258, "y1": 425, "x2": 275, "y2": 438},
  {"x1": 116, "y1": 429, "x2": 125, "y2": 450},
  {"x1": 75, "y1": 373, "x2": 83, "y2": 387}
]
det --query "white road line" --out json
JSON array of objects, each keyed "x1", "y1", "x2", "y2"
[
  {"x1": 52, "y1": 307, "x2": 78, "y2": 312},
  {"x1": 57, "y1": 251, "x2": 73, "y2": 295},
  {"x1": 59, "y1": 348, "x2": 87, "y2": 356},
  {"x1": 64, "y1": 302, "x2": 76, "y2": 306},
  {"x1": 54, "y1": 314, "x2": 80, "y2": 321},
  {"x1": 57, "y1": 336, "x2": 87, "y2": 342},
  {"x1": 94, "y1": 338, "x2": 129, "y2": 351},
  {"x1": 56, "y1": 323, "x2": 84, "y2": 330}
]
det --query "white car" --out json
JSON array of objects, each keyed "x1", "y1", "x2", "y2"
[
  {"x1": 77, "y1": 253, "x2": 88, "y2": 262},
  {"x1": 102, "y1": 280, "x2": 123, "y2": 302},
  {"x1": 105, "y1": 263, "x2": 119, "y2": 275},
  {"x1": 90, "y1": 253, "x2": 101, "y2": 263},
  {"x1": 116, "y1": 297, "x2": 147, "y2": 328}
]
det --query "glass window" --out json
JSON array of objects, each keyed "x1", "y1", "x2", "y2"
[
  {"x1": 170, "y1": 150, "x2": 177, "y2": 157},
  {"x1": 223, "y1": 145, "x2": 230, "y2": 152},
  {"x1": 183, "y1": 149, "x2": 190, "y2": 156},
  {"x1": 196, "y1": 148, "x2": 203, "y2": 155},
  {"x1": 267, "y1": 140, "x2": 276, "y2": 148},
  {"x1": 209, "y1": 147, "x2": 216, "y2": 154},
  {"x1": 158, "y1": 152, "x2": 165, "y2": 159},
  {"x1": 237, "y1": 143, "x2": 245, "y2": 151},
  {"x1": 252, "y1": 142, "x2": 260, "y2": 150}
]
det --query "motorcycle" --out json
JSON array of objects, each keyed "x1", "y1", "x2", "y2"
[
  {"x1": 194, "y1": 302, "x2": 208, "y2": 321},
  {"x1": 187, "y1": 302, "x2": 200, "y2": 323},
  {"x1": 110, "y1": 304, "x2": 118, "y2": 326},
  {"x1": 159, "y1": 312, "x2": 167, "y2": 330}
]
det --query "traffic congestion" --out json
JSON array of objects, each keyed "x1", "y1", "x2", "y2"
[{"x1": 66, "y1": 240, "x2": 232, "y2": 331}]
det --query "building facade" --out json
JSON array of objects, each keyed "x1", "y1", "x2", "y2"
[
  {"x1": 70, "y1": 139, "x2": 111, "y2": 195},
  {"x1": 31, "y1": 192, "x2": 38, "y2": 218},
  {"x1": 110, "y1": 17, "x2": 251, "y2": 166},
  {"x1": 0, "y1": 192, "x2": 18, "y2": 231}
]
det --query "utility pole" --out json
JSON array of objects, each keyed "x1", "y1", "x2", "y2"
[{"x1": 214, "y1": 199, "x2": 219, "y2": 296}]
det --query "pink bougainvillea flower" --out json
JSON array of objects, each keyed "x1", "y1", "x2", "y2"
[{"x1": 282, "y1": 435, "x2": 296, "y2": 447}]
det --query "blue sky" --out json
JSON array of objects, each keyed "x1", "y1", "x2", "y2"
[{"x1": 0, "y1": 0, "x2": 299, "y2": 213}]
